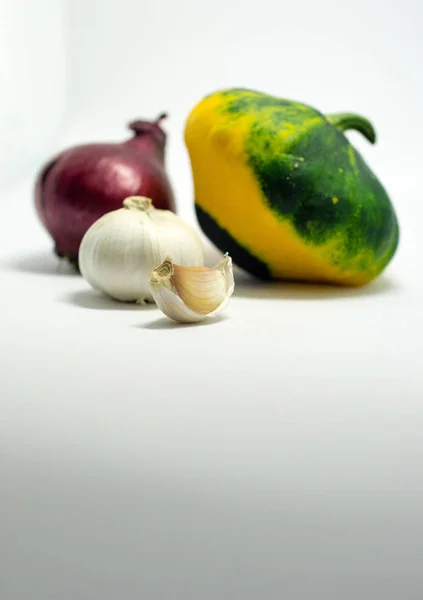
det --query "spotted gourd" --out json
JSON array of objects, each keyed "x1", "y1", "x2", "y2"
[{"x1": 185, "y1": 88, "x2": 399, "y2": 285}]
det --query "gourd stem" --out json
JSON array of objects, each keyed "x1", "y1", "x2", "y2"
[{"x1": 326, "y1": 112, "x2": 376, "y2": 144}]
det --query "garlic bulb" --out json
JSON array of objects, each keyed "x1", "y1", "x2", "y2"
[
  {"x1": 79, "y1": 196, "x2": 204, "y2": 302},
  {"x1": 150, "y1": 254, "x2": 234, "y2": 323}
]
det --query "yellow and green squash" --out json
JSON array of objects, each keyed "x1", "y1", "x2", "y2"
[{"x1": 185, "y1": 88, "x2": 399, "y2": 286}]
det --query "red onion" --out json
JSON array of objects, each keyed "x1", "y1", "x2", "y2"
[{"x1": 35, "y1": 114, "x2": 176, "y2": 267}]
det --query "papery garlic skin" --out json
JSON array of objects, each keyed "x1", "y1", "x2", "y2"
[
  {"x1": 150, "y1": 254, "x2": 234, "y2": 323},
  {"x1": 79, "y1": 196, "x2": 204, "y2": 302}
]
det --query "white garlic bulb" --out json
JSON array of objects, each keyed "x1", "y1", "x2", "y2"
[
  {"x1": 150, "y1": 254, "x2": 234, "y2": 323},
  {"x1": 79, "y1": 196, "x2": 204, "y2": 302}
]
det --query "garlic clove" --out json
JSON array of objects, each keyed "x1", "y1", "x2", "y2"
[{"x1": 150, "y1": 253, "x2": 234, "y2": 323}]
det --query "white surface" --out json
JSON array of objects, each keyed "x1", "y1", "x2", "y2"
[
  {"x1": 2, "y1": 179, "x2": 422, "y2": 599},
  {"x1": 0, "y1": 0, "x2": 67, "y2": 188},
  {"x1": 1, "y1": 0, "x2": 423, "y2": 598}
]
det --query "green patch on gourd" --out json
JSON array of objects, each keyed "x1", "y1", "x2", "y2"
[{"x1": 220, "y1": 89, "x2": 399, "y2": 275}]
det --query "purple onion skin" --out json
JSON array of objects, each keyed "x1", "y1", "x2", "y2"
[{"x1": 35, "y1": 115, "x2": 176, "y2": 267}]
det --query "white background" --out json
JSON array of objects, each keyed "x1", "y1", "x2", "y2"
[{"x1": 1, "y1": 1, "x2": 423, "y2": 598}]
